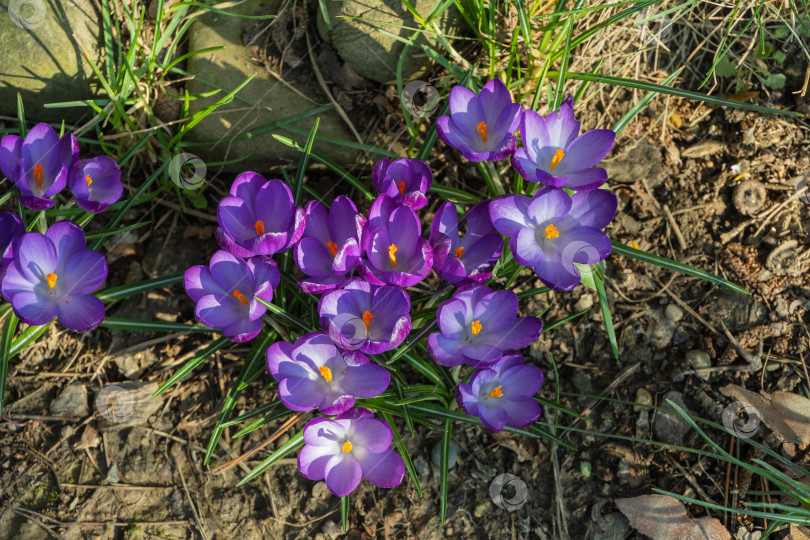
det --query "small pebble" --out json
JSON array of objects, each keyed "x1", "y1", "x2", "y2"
[
  {"x1": 580, "y1": 461, "x2": 592, "y2": 478},
  {"x1": 634, "y1": 388, "x2": 652, "y2": 412},
  {"x1": 665, "y1": 304, "x2": 684, "y2": 322},
  {"x1": 765, "y1": 361, "x2": 781, "y2": 372},
  {"x1": 431, "y1": 441, "x2": 457, "y2": 469},
  {"x1": 474, "y1": 500, "x2": 492, "y2": 518},
  {"x1": 573, "y1": 294, "x2": 594, "y2": 312},
  {"x1": 106, "y1": 463, "x2": 119, "y2": 484},
  {"x1": 686, "y1": 350, "x2": 711, "y2": 370},
  {"x1": 413, "y1": 455, "x2": 430, "y2": 478}
]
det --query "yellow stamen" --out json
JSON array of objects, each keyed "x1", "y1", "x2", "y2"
[
  {"x1": 341, "y1": 441, "x2": 352, "y2": 453},
  {"x1": 33, "y1": 164, "x2": 43, "y2": 190},
  {"x1": 471, "y1": 320, "x2": 482, "y2": 336},
  {"x1": 397, "y1": 181, "x2": 406, "y2": 195},
  {"x1": 254, "y1": 220, "x2": 265, "y2": 235},
  {"x1": 46, "y1": 273, "x2": 57, "y2": 290},
  {"x1": 477, "y1": 121, "x2": 488, "y2": 143},
  {"x1": 319, "y1": 365, "x2": 333, "y2": 383},
  {"x1": 550, "y1": 149, "x2": 565, "y2": 171},
  {"x1": 85, "y1": 174, "x2": 92, "y2": 187},
  {"x1": 326, "y1": 241, "x2": 339, "y2": 257},
  {"x1": 543, "y1": 224, "x2": 559, "y2": 240},
  {"x1": 488, "y1": 385, "x2": 503, "y2": 398},
  {"x1": 388, "y1": 244, "x2": 398, "y2": 269},
  {"x1": 454, "y1": 246, "x2": 464, "y2": 259},
  {"x1": 362, "y1": 310, "x2": 374, "y2": 332},
  {"x1": 232, "y1": 289, "x2": 249, "y2": 305}
]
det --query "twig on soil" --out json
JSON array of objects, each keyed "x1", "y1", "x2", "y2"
[
  {"x1": 178, "y1": 460, "x2": 208, "y2": 540},
  {"x1": 212, "y1": 413, "x2": 301, "y2": 474},
  {"x1": 662, "y1": 204, "x2": 687, "y2": 251},
  {"x1": 654, "y1": 277, "x2": 719, "y2": 335},
  {"x1": 62, "y1": 483, "x2": 175, "y2": 490}
]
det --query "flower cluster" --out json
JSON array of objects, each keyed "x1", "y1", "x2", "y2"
[
  {"x1": 182, "y1": 77, "x2": 618, "y2": 499},
  {"x1": 0, "y1": 124, "x2": 123, "y2": 332}
]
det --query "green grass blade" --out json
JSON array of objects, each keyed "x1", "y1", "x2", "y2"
[
  {"x1": 0, "y1": 313, "x2": 19, "y2": 416},
  {"x1": 341, "y1": 494, "x2": 350, "y2": 533},
  {"x1": 381, "y1": 411, "x2": 422, "y2": 497},
  {"x1": 16, "y1": 93, "x2": 26, "y2": 137},
  {"x1": 552, "y1": 16, "x2": 575, "y2": 111},
  {"x1": 237, "y1": 430, "x2": 305, "y2": 486},
  {"x1": 542, "y1": 305, "x2": 593, "y2": 334},
  {"x1": 613, "y1": 68, "x2": 681, "y2": 135},
  {"x1": 293, "y1": 118, "x2": 319, "y2": 205},
  {"x1": 152, "y1": 336, "x2": 230, "y2": 398},
  {"x1": 9, "y1": 322, "x2": 49, "y2": 359},
  {"x1": 232, "y1": 408, "x2": 293, "y2": 439},
  {"x1": 222, "y1": 400, "x2": 282, "y2": 428},
  {"x1": 100, "y1": 318, "x2": 216, "y2": 333},
  {"x1": 611, "y1": 240, "x2": 749, "y2": 294},
  {"x1": 83, "y1": 221, "x2": 150, "y2": 240},
  {"x1": 96, "y1": 274, "x2": 183, "y2": 303},
  {"x1": 439, "y1": 418, "x2": 452, "y2": 524},
  {"x1": 594, "y1": 270, "x2": 619, "y2": 359}
]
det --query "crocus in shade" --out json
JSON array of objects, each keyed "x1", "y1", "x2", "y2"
[
  {"x1": 216, "y1": 172, "x2": 305, "y2": 258},
  {"x1": 358, "y1": 205, "x2": 433, "y2": 287},
  {"x1": 0, "y1": 123, "x2": 78, "y2": 210},
  {"x1": 372, "y1": 158, "x2": 432, "y2": 210},
  {"x1": 67, "y1": 156, "x2": 123, "y2": 213},
  {"x1": 297, "y1": 407, "x2": 405, "y2": 497},
  {"x1": 511, "y1": 96, "x2": 615, "y2": 191},
  {"x1": 489, "y1": 187, "x2": 617, "y2": 291},
  {"x1": 456, "y1": 353, "x2": 543, "y2": 431},
  {"x1": 294, "y1": 196, "x2": 366, "y2": 294},
  {"x1": 266, "y1": 332, "x2": 390, "y2": 415},
  {"x1": 184, "y1": 250, "x2": 280, "y2": 343},
  {"x1": 435, "y1": 78, "x2": 522, "y2": 162},
  {"x1": 0, "y1": 212, "x2": 25, "y2": 275},
  {"x1": 318, "y1": 280, "x2": 411, "y2": 354},
  {"x1": 429, "y1": 201, "x2": 502, "y2": 286},
  {"x1": 1, "y1": 221, "x2": 107, "y2": 332},
  {"x1": 427, "y1": 285, "x2": 542, "y2": 368}
]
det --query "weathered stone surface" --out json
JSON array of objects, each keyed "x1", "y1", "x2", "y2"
[
  {"x1": 0, "y1": 0, "x2": 101, "y2": 122},
  {"x1": 185, "y1": 0, "x2": 356, "y2": 170},
  {"x1": 316, "y1": 0, "x2": 464, "y2": 84},
  {"x1": 50, "y1": 382, "x2": 89, "y2": 417}
]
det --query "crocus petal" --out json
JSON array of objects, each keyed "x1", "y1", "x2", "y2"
[
  {"x1": 59, "y1": 250, "x2": 108, "y2": 295},
  {"x1": 489, "y1": 195, "x2": 531, "y2": 236},
  {"x1": 15, "y1": 233, "x2": 57, "y2": 279},
  {"x1": 254, "y1": 179, "x2": 294, "y2": 232},
  {"x1": 427, "y1": 333, "x2": 466, "y2": 367},
  {"x1": 11, "y1": 291, "x2": 59, "y2": 326},
  {"x1": 560, "y1": 129, "x2": 615, "y2": 171},
  {"x1": 473, "y1": 290, "x2": 518, "y2": 330},
  {"x1": 511, "y1": 227, "x2": 544, "y2": 268},
  {"x1": 520, "y1": 110, "x2": 550, "y2": 160},
  {"x1": 460, "y1": 344, "x2": 504, "y2": 367},
  {"x1": 57, "y1": 294, "x2": 105, "y2": 332},
  {"x1": 46, "y1": 220, "x2": 87, "y2": 263},
  {"x1": 499, "y1": 398, "x2": 542, "y2": 427},
  {"x1": 0, "y1": 135, "x2": 21, "y2": 180},
  {"x1": 278, "y1": 377, "x2": 325, "y2": 411},
  {"x1": 479, "y1": 316, "x2": 542, "y2": 351},
  {"x1": 448, "y1": 86, "x2": 485, "y2": 130},
  {"x1": 221, "y1": 317, "x2": 263, "y2": 343},
  {"x1": 545, "y1": 96, "x2": 580, "y2": 148},
  {"x1": 353, "y1": 417, "x2": 394, "y2": 453},
  {"x1": 340, "y1": 364, "x2": 391, "y2": 400},
  {"x1": 195, "y1": 294, "x2": 246, "y2": 330},
  {"x1": 527, "y1": 188, "x2": 572, "y2": 224},
  {"x1": 567, "y1": 189, "x2": 619, "y2": 228},
  {"x1": 303, "y1": 417, "x2": 344, "y2": 446},
  {"x1": 511, "y1": 148, "x2": 543, "y2": 183},
  {"x1": 358, "y1": 449, "x2": 405, "y2": 489},
  {"x1": 184, "y1": 266, "x2": 223, "y2": 302},
  {"x1": 298, "y1": 444, "x2": 335, "y2": 481},
  {"x1": 499, "y1": 364, "x2": 545, "y2": 397},
  {"x1": 559, "y1": 167, "x2": 608, "y2": 191},
  {"x1": 534, "y1": 250, "x2": 581, "y2": 291},
  {"x1": 478, "y1": 403, "x2": 509, "y2": 431},
  {"x1": 324, "y1": 455, "x2": 363, "y2": 497},
  {"x1": 558, "y1": 227, "x2": 612, "y2": 264}
]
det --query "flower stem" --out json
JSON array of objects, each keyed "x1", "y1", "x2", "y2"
[{"x1": 477, "y1": 161, "x2": 505, "y2": 197}]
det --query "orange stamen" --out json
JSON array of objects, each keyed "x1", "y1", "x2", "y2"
[
  {"x1": 454, "y1": 246, "x2": 464, "y2": 259},
  {"x1": 85, "y1": 174, "x2": 92, "y2": 187},
  {"x1": 362, "y1": 310, "x2": 374, "y2": 332},
  {"x1": 319, "y1": 365, "x2": 333, "y2": 383},
  {"x1": 397, "y1": 181, "x2": 406, "y2": 195},
  {"x1": 33, "y1": 164, "x2": 43, "y2": 190},
  {"x1": 471, "y1": 320, "x2": 482, "y2": 336},
  {"x1": 232, "y1": 289, "x2": 249, "y2": 305},
  {"x1": 254, "y1": 220, "x2": 265, "y2": 235},
  {"x1": 326, "y1": 241, "x2": 339, "y2": 257},
  {"x1": 477, "y1": 121, "x2": 488, "y2": 143},
  {"x1": 388, "y1": 244, "x2": 398, "y2": 269},
  {"x1": 543, "y1": 224, "x2": 559, "y2": 240},
  {"x1": 46, "y1": 273, "x2": 57, "y2": 290},
  {"x1": 550, "y1": 149, "x2": 565, "y2": 171},
  {"x1": 342, "y1": 441, "x2": 352, "y2": 453},
  {"x1": 488, "y1": 385, "x2": 503, "y2": 398}
]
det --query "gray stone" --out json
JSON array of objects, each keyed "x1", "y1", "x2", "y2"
[
  {"x1": 649, "y1": 309, "x2": 675, "y2": 349},
  {"x1": 316, "y1": 0, "x2": 464, "y2": 84},
  {"x1": 0, "y1": 0, "x2": 102, "y2": 122},
  {"x1": 431, "y1": 440, "x2": 457, "y2": 469},
  {"x1": 50, "y1": 382, "x2": 89, "y2": 417},
  {"x1": 413, "y1": 454, "x2": 430, "y2": 478},
  {"x1": 653, "y1": 391, "x2": 691, "y2": 445},
  {"x1": 593, "y1": 512, "x2": 630, "y2": 540},
  {"x1": 185, "y1": 0, "x2": 357, "y2": 171},
  {"x1": 686, "y1": 349, "x2": 711, "y2": 369},
  {"x1": 113, "y1": 348, "x2": 159, "y2": 379},
  {"x1": 96, "y1": 381, "x2": 163, "y2": 430},
  {"x1": 665, "y1": 303, "x2": 684, "y2": 322}
]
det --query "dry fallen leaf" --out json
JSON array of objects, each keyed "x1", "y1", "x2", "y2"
[
  {"x1": 615, "y1": 494, "x2": 731, "y2": 540},
  {"x1": 720, "y1": 384, "x2": 810, "y2": 444},
  {"x1": 789, "y1": 524, "x2": 810, "y2": 539}
]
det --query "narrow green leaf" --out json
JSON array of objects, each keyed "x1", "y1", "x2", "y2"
[
  {"x1": 237, "y1": 430, "x2": 304, "y2": 486},
  {"x1": 9, "y1": 322, "x2": 49, "y2": 359},
  {"x1": 16, "y1": 93, "x2": 26, "y2": 137},
  {"x1": 232, "y1": 407, "x2": 293, "y2": 439},
  {"x1": 381, "y1": 411, "x2": 422, "y2": 496},
  {"x1": 341, "y1": 494, "x2": 350, "y2": 533},
  {"x1": 439, "y1": 418, "x2": 452, "y2": 524},
  {"x1": 100, "y1": 318, "x2": 216, "y2": 333},
  {"x1": 152, "y1": 336, "x2": 230, "y2": 398},
  {"x1": 611, "y1": 240, "x2": 749, "y2": 294},
  {"x1": 0, "y1": 313, "x2": 19, "y2": 416},
  {"x1": 83, "y1": 221, "x2": 150, "y2": 240},
  {"x1": 542, "y1": 306, "x2": 592, "y2": 334},
  {"x1": 96, "y1": 274, "x2": 183, "y2": 304},
  {"x1": 222, "y1": 400, "x2": 282, "y2": 428},
  {"x1": 293, "y1": 119, "x2": 319, "y2": 205},
  {"x1": 594, "y1": 269, "x2": 618, "y2": 360},
  {"x1": 613, "y1": 68, "x2": 681, "y2": 135},
  {"x1": 552, "y1": 16, "x2": 575, "y2": 111}
]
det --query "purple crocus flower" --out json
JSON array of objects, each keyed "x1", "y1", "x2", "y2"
[
  {"x1": 67, "y1": 157, "x2": 123, "y2": 214},
  {"x1": 372, "y1": 158, "x2": 432, "y2": 210},
  {"x1": 435, "y1": 78, "x2": 522, "y2": 162},
  {"x1": 298, "y1": 407, "x2": 405, "y2": 497},
  {"x1": 358, "y1": 205, "x2": 433, "y2": 287},
  {"x1": 0, "y1": 212, "x2": 25, "y2": 275},
  {"x1": 0, "y1": 123, "x2": 78, "y2": 210},
  {"x1": 1, "y1": 221, "x2": 107, "y2": 332},
  {"x1": 427, "y1": 285, "x2": 542, "y2": 368},
  {"x1": 511, "y1": 96, "x2": 615, "y2": 191},
  {"x1": 216, "y1": 172, "x2": 305, "y2": 258},
  {"x1": 318, "y1": 280, "x2": 411, "y2": 355},
  {"x1": 294, "y1": 196, "x2": 366, "y2": 294},
  {"x1": 456, "y1": 353, "x2": 544, "y2": 431},
  {"x1": 429, "y1": 201, "x2": 502, "y2": 286},
  {"x1": 184, "y1": 250, "x2": 280, "y2": 343},
  {"x1": 489, "y1": 187, "x2": 617, "y2": 291},
  {"x1": 266, "y1": 333, "x2": 390, "y2": 415}
]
